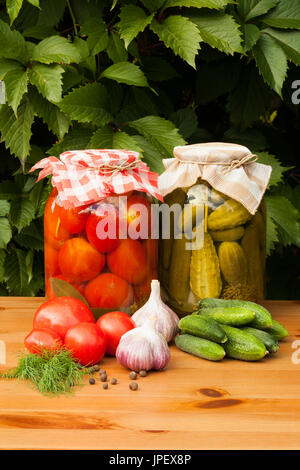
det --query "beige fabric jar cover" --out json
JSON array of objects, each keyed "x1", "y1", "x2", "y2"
[{"x1": 158, "y1": 142, "x2": 272, "y2": 214}]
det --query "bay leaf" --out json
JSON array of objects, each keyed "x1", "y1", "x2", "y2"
[{"x1": 50, "y1": 277, "x2": 89, "y2": 306}]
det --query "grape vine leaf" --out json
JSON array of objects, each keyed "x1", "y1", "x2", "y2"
[
  {"x1": 237, "y1": 0, "x2": 279, "y2": 22},
  {"x1": 128, "y1": 115, "x2": 186, "y2": 156},
  {"x1": 28, "y1": 63, "x2": 64, "y2": 102},
  {"x1": 263, "y1": 0, "x2": 300, "y2": 29},
  {"x1": 188, "y1": 11, "x2": 243, "y2": 55},
  {"x1": 0, "y1": 99, "x2": 34, "y2": 162},
  {"x1": 119, "y1": 5, "x2": 154, "y2": 48},
  {"x1": 252, "y1": 33, "x2": 288, "y2": 97},
  {"x1": 58, "y1": 83, "x2": 112, "y2": 126},
  {"x1": 151, "y1": 16, "x2": 202, "y2": 68},
  {"x1": 31, "y1": 36, "x2": 81, "y2": 64},
  {"x1": 3, "y1": 68, "x2": 28, "y2": 114},
  {"x1": 101, "y1": 62, "x2": 149, "y2": 88}
]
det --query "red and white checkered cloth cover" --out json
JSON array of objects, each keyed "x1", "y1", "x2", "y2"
[{"x1": 30, "y1": 149, "x2": 163, "y2": 208}]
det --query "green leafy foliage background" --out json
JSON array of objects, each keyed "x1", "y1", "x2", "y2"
[{"x1": 0, "y1": 0, "x2": 299, "y2": 299}]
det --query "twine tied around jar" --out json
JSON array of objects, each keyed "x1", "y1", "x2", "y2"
[
  {"x1": 175, "y1": 153, "x2": 258, "y2": 175},
  {"x1": 94, "y1": 158, "x2": 144, "y2": 178}
]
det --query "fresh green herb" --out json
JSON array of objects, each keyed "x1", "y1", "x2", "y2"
[{"x1": 0, "y1": 348, "x2": 91, "y2": 396}]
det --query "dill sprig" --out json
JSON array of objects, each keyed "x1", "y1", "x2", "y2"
[{"x1": 0, "y1": 348, "x2": 91, "y2": 396}]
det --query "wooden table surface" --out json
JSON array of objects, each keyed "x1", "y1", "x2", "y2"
[{"x1": 0, "y1": 297, "x2": 299, "y2": 450}]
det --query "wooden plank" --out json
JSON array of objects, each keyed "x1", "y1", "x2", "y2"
[{"x1": 0, "y1": 298, "x2": 299, "y2": 449}]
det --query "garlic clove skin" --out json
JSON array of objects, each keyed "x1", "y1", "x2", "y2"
[
  {"x1": 131, "y1": 280, "x2": 179, "y2": 343},
  {"x1": 116, "y1": 317, "x2": 170, "y2": 372}
]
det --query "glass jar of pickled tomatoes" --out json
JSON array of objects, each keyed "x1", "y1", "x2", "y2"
[{"x1": 31, "y1": 150, "x2": 162, "y2": 318}]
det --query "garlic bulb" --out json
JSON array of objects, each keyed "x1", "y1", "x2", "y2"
[
  {"x1": 132, "y1": 280, "x2": 179, "y2": 343},
  {"x1": 116, "y1": 317, "x2": 170, "y2": 371}
]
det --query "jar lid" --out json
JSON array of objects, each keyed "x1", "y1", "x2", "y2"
[
  {"x1": 158, "y1": 142, "x2": 272, "y2": 215},
  {"x1": 30, "y1": 149, "x2": 163, "y2": 208}
]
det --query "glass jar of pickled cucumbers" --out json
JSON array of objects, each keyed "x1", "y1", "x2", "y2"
[{"x1": 159, "y1": 179, "x2": 266, "y2": 316}]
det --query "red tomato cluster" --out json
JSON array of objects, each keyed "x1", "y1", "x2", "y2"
[
  {"x1": 44, "y1": 190, "x2": 158, "y2": 310},
  {"x1": 25, "y1": 297, "x2": 135, "y2": 365}
]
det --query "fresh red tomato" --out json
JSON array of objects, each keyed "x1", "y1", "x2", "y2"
[
  {"x1": 85, "y1": 207, "x2": 120, "y2": 253},
  {"x1": 64, "y1": 322, "x2": 107, "y2": 366},
  {"x1": 96, "y1": 311, "x2": 135, "y2": 356},
  {"x1": 24, "y1": 328, "x2": 63, "y2": 354},
  {"x1": 33, "y1": 296, "x2": 95, "y2": 339}
]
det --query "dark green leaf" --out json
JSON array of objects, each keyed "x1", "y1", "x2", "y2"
[
  {"x1": 0, "y1": 58, "x2": 23, "y2": 80},
  {"x1": 169, "y1": 108, "x2": 198, "y2": 139},
  {"x1": 30, "y1": 87, "x2": 70, "y2": 139},
  {"x1": 3, "y1": 68, "x2": 27, "y2": 114},
  {"x1": 133, "y1": 135, "x2": 165, "y2": 173},
  {"x1": 237, "y1": 0, "x2": 279, "y2": 22},
  {"x1": 58, "y1": 82, "x2": 112, "y2": 126},
  {"x1": 48, "y1": 125, "x2": 94, "y2": 156},
  {"x1": 37, "y1": 0, "x2": 66, "y2": 27},
  {"x1": 106, "y1": 32, "x2": 128, "y2": 63},
  {"x1": 128, "y1": 115, "x2": 186, "y2": 156},
  {"x1": 151, "y1": 16, "x2": 201, "y2": 68},
  {"x1": 80, "y1": 18, "x2": 109, "y2": 55},
  {"x1": 72, "y1": 37, "x2": 90, "y2": 63},
  {"x1": 263, "y1": 28, "x2": 300, "y2": 66},
  {"x1": 188, "y1": 11, "x2": 243, "y2": 55},
  {"x1": 28, "y1": 63, "x2": 63, "y2": 102},
  {"x1": 90, "y1": 126, "x2": 114, "y2": 148},
  {"x1": 0, "y1": 200, "x2": 10, "y2": 217},
  {"x1": 257, "y1": 152, "x2": 292, "y2": 187},
  {"x1": 31, "y1": 36, "x2": 81, "y2": 64},
  {"x1": 101, "y1": 62, "x2": 149, "y2": 88},
  {"x1": 90, "y1": 127, "x2": 143, "y2": 153},
  {"x1": 0, "y1": 99, "x2": 35, "y2": 162},
  {"x1": 265, "y1": 195, "x2": 300, "y2": 247},
  {"x1": 227, "y1": 65, "x2": 270, "y2": 130},
  {"x1": 4, "y1": 249, "x2": 29, "y2": 295},
  {"x1": 242, "y1": 23, "x2": 260, "y2": 52},
  {"x1": 0, "y1": 249, "x2": 5, "y2": 282},
  {"x1": 0, "y1": 19, "x2": 26, "y2": 60},
  {"x1": 119, "y1": 5, "x2": 154, "y2": 48},
  {"x1": 14, "y1": 220, "x2": 44, "y2": 250},
  {"x1": 266, "y1": 213, "x2": 278, "y2": 254},
  {"x1": 0, "y1": 217, "x2": 12, "y2": 249},
  {"x1": 263, "y1": 0, "x2": 300, "y2": 29},
  {"x1": 253, "y1": 33, "x2": 288, "y2": 97},
  {"x1": 10, "y1": 198, "x2": 35, "y2": 232}
]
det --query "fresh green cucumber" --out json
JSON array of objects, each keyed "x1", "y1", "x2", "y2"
[
  {"x1": 241, "y1": 327, "x2": 279, "y2": 353},
  {"x1": 199, "y1": 298, "x2": 272, "y2": 329},
  {"x1": 175, "y1": 334, "x2": 225, "y2": 361},
  {"x1": 197, "y1": 306, "x2": 255, "y2": 326},
  {"x1": 220, "y1": 324, "x2": 267, "y2": 361},
  {"x1": 178, "y1": 315, "x2": 227, "y2": 344},
  {"x1": 265, "y1": 320, "x2": 289, "y2": 341}
]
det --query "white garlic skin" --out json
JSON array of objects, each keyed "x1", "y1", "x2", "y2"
[
  {"x1": 131, "y1": 280, "x2": 179, "y2": 343},
  {"x1": 116, "y1": 321, "x2": 170, "y2": 372}
]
